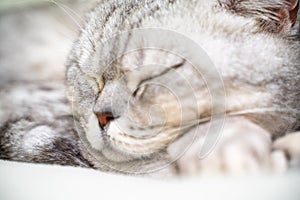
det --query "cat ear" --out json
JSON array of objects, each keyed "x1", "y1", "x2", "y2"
[
  {"x1": 218, "y1": 0, "x2": 299, "y2": 33},
  {"x1": 275, "y1": 0, "x2": 299, "y2": 32},
  {"x1": 287, "y1": 0, "x2": 299, "y2": 26}
]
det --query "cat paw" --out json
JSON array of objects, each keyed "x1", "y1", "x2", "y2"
[
  {"x1": 273, "y1": 132, "x2": 300, "y2": 168},
  {"x1": 168, "y1": 118, "x2": 287, "y2": 175}
]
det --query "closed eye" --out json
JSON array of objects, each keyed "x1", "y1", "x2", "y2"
[
  {"x1": 132, "y1": 60, "x2": 185, "y2": 97},
  {"x1": 85, "y1": 75, "x2": 105, "y2": 96},
  {"x1": 97, "y1": 77, "x2": 105, "y2": 91},
  {"x1": 132, "y1": 85, "x2": 148, "y2": 98}
]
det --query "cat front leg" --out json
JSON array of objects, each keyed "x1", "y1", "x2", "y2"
[{"x1": 167, "y1": 117, "x2": 287, "y2": 176}]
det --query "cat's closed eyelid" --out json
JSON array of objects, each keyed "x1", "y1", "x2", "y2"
[
  {"x1": 132, "y1": 85, "x2": 147, "y2": 99},
  {"x1": 130, "y1": 61, "x2": 186, "y2": 99},
  {"x1": 84, "y1": 75, "x2": 105, "y2": 95},
  {"x1": 97, "y1": 77, "x2": 105, "y2": 91},
  {"x1": 133, "y1": 60, "x2": 186, "y2": 91}
]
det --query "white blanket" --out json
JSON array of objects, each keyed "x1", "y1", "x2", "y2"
[{"x1": 0, "y1": 160, "x2": 299, "y2": 200}]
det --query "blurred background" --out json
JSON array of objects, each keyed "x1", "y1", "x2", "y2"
[
  {"x1": 0, "y1": 0, "x2": 96, "y2": 85},
  {"x1": 0, "y1": 0, "x2": 99, "y2": 125}
]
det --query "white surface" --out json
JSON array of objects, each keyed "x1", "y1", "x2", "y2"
[{"x1": 0, "y1": 160, "x2": 300, "y2": 200}]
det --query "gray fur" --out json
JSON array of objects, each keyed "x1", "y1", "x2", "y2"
[{"x1": 0, "y1": 0, "x2": 299, "y2": 176}]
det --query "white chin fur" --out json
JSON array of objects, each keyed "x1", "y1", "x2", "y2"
[
  {"x1": 86, "y1": 115, "x2": 104, "y2": 151},
  {"x1": 86, "y1": 115, "x2": 138, "y2": 162}
]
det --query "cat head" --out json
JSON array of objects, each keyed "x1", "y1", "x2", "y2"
[
  {"x1": 66, "y1": 0, "x2": 299, "y2": 170},
  {"x1": 66, "y1": 30, "x2": 217, "y2": 165}
]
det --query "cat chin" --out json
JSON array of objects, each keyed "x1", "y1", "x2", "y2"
[
  {"x1": 101, "y1": 146, "x2": 138, "y2": 163},
  {"x1": 83, "y1": 115, "x2": 142, "y2": 162}
]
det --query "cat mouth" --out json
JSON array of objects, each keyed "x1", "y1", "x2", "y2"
[
  {"x1": 104, "y1": 120, "x2": 197, "y2": 157},
  {"x1": 84, "y1": 112, "x2": 205, "y2": 162}
]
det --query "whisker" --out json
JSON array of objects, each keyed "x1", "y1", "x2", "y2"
[
  {"x1": 226, "y1": 107, "x2": 299, "y2": 117},
  {"x1": 46, "y1": 0, "x2": 97, "y2": 47},
  {"x1": 178, "y1": 107, "x2": 299, "y2": 130},
  {"x1": 58, "y1": 1, "x2": 85, "y2": 25},
  {"x1": 47, "y1": 0, "x2": 83, "y2": 30}
]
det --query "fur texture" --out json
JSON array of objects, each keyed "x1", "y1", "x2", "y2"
[{"x1": 0, "y1": 0, "x2": 299, "y2": 176}]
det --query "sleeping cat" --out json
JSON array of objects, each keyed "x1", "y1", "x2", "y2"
[{"x1": 0, "y1": 0, "x2": 299, "y2": 176}]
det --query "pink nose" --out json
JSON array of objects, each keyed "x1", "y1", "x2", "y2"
[{"x1": 95, "y1": 112, "x2": 114, "y2": 127}]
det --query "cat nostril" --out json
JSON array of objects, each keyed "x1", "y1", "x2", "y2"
[{"x1": 95, "y1": 112, "x2": 114, "y2": 128}]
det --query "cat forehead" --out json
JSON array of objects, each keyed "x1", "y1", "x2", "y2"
[
  {"x1": 92, "y1": 49, "x2": 184, "y2": 82},
  {"x1": 83, "y1": 16, "x2": 253, "y2": 77},
  {"x1": 119, "y1": 49, "x2": 184, "y2": 72},
  {"x1": 72, "y1": 0, "x2": 297, "y2": 77}
]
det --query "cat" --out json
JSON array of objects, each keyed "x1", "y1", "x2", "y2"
[{"x1": 0, "y1": 0, "x2": 299, "y2": 176}]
